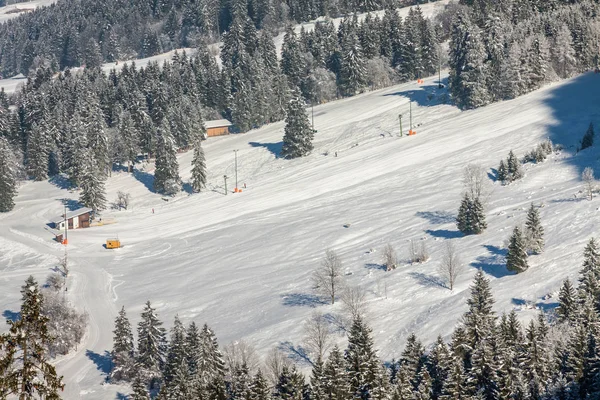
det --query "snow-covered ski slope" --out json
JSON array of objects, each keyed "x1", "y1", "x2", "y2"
[
  {"x1": 3, "y1": 72, "x2": 600, "y2": 398},
  {"x1": 0, "y1": 0, "x2": 57, "y2": 23}
]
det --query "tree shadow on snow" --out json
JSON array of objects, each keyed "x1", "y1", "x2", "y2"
[
  {"x1": 488, "y1": 168, "x2": 498, "y2": 182},
  {"x1": 408, "y1": 272, "x2": 446, "y2": 289},
  {"x1": 132, "y1": 169, "x2": 155, "y2": 193},
  {"x1": 182, "y1": 182, "x2": 194, "y2": 195},
  {"x1": 278, "y1": 341, "x2": 313, "y2": 366},
  {"x1": 280, "y1": 293, "x2": 327, "y2": 308},
  {"x1": 549, "y1": 196, "x2": 588, "y2": 204},
  {"x1": 249, "y1": 141, "x2": 282, "y2": 157},
  {"x1": 512, "y1": 297, "x2": 559, "y2": 312},
  {"x1": 115, "y1": 394, "x2": 129, "y2": 400},
  {"x1": 49, "y1": 174, "x2": 75, "y2": 190},
  {"x1": 416, "y1": 210, "x2": 456, "y2": 225},
  {"x1": 471, "y1": 245, "x2": 513, "y2": 278},
  {"x1": 382, "y1": 78, "x2": 450, "y2": 108},
  {"x1": 365, "y1": 263, "x2": 387, "y2": 271},
  {"x1": 425, "y1": 229, "x2": 462, "y2": 239},
  {"x1": 2, "y1": 310, "x2": 20, "y2": 322},
  {"x1": 86, "y1": 349, "x2": 112, "y2": 377},
  {"x1": 542, "y1": 72, "x2": 600, "y2": 176}
]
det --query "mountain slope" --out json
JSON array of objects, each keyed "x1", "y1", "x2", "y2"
[{"x1": 1, "y1": 72, "x2": 600, "y2": 398}]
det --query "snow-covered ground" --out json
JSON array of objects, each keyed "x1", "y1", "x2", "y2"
[
  {"x1": 1, "y1": 70, "x2": 600, "y2": 398},
  {"x1": 0, "y1": 0, "x2": 57, "y2": 23}
]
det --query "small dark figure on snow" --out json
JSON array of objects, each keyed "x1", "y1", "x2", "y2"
[{"x1": 152, "y1": 208, "x2": 154, "y2": 214}]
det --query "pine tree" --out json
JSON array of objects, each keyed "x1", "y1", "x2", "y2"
[
  {"x1": 470, "y1": 196, "x2": 487, "y2": 234},
  {"x1": 310, "y1": 357, "x2": 327, "y2": 400},
  {"x1": 110, "y1": 306, "x2": 136, "y2": 382},
  {"x1": 428, "y1": 336, "x2": 451, "y2": 399},
  {"x1": 26, "y1": 120, "x2": 52, "y2": 181},
  {"x1": 275, "y1": 365, "x2": 305, "y2": 400},
  {"x1": 281, "y1": 87, "x2": 314, "y2": 159},
  {"x1": 557, "y1": 279, "x2": 577, "y2": 324},
  {"x1": 400, "y1": 333, "x2": 425, "y2": 390},
  {"x1": 448, "y1": 11, "x2": 490, "y2": 109},
  {"x1": 164, "y1": 315, "x2": 187, "y2": 387},
  {"x1": 0, "y1": 137, "x2": 18, "y2": 212},
  {"x1": 582, "y1": 238, "x2": 600, "y2": 279},
  {"x1": 153, "y1": 122, "x2": 181, "y2": 195},
  {"x1": 251, "y1": 369, "x2": 272, "y2": 400},
  {"x1": 506, "y1": 150, "x2": 522, "y2": 182},
  {"x1": 457, "y1": 194, "x2": 486, "y2": 235},
  {"x1": 324, "y1": 345, "x2": 350, "y2": 400},
  {"x1": 345, "y1": 316, "x2": 381, "y2": 400},
  {"x1": 497, "y1": 160, "x2": 507, "y2": 185},
  {"x1": 506, "y1": 226, "x2": 529, "y2": 273},
  {"x1": 79, "y1": 152, "x2": 108, "y2": 213},
  {"x1": 137, "y1": 301, "x2": 167, "y2": 386},
  {"x1": 0, "y1": 276, "x2": 64, "y2": 397},
  {"x1": 582, "y1": 122, "x2": 595, "y2": 151},
  {"x1": 191, "y1": 140, "x2": 207, "y2": 193},
  {"x1": 525, "y1": 203, "x2": 544, "y2": 255},
  {"x1": 339, "y1": 32, "x2": 367, "y2": 97},
  {"x1": 456, "y1": 193, "x2": 472, "y2": 235},
  {"x1": 440, "y1": 357, "x2": 468, "y2": 400},
  {"x1": 463, "y1": 270, "x2": 496, "y2": 360},
  {"x1": 131, "y1": 375, "x2": 151, "y2": 400}
]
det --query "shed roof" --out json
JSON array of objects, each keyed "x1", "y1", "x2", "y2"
[
  {"x1": 205, "y1": 119, "x2": 233, "y2": 129},
  {"x1": 50, "y1": 207, "x2": 93, "y2": 224}
]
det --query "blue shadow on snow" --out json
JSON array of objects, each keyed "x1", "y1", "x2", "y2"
[
  {"x1": 416, "y1": 210, "x2": 456, "y2": 225},
  {"x1": 2, "y1": 310, "x2": 20, "y2": 322},
  {"x1": 249, "y1": 141, "x2": 283, "y2": 157},
  {"x1": 86, "y1": 349, "x2": 112, "y2": 377},
  {"x1": 425, "y1": 229, "x2": 463, "y2": 239},
  {"x1": 471, "y1": 245, "x2": 513, "y2": 278}
]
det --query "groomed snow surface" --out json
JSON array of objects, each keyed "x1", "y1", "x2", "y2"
[
  {"x1": 2, "y1": 72, "x2": 600, "y2": 399},
  {"x1": 0, "y1": 0, "x2": 57, "y2": 23}
]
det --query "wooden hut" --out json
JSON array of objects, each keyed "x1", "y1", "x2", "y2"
[
  {"x1": 50, "y1": 207, "x2": 93, "y2": 230},
  {"x1": 205, "y1": 119, "x2": 233, "y2": 137}
]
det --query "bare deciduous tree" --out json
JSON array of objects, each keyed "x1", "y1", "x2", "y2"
[
  {"x1": 341, "y1": 285, "x2": 367, "y2": 321},
  {"x1": 463, "y1": 164, "x2": 489, "y2": 201},
  {"x1": 313, "y1": 250, "x2": 345, "y2": 304},
  {"x1": 223, "y1": 340, "x2": 260, "y2": 376},
  {"x1": 437, "y1": 242, "x2": 463, "y2": 291},
  {"x1": 42, "y1": 288, "x2": 88, "y2": 357},
  {"x1": 264, "y1": 347, "x2": 291, "y2": 385},
  {"x1": 383, "y1": 244, "x2": 397, "y2": 271},
  {"x1": 303, "y1": 312, "x2": 332, "y2": 361},
  {"x1": 409, "y1": 240, "x2": 429, "y2": 264},
  {"x1": 116, "y1": 191, "x2": 131, "y2": 210},
  {"x1": 583, "y1": 167, "x2": 595, "y2": 200}
]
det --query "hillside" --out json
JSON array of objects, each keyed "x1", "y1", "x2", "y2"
[{"x1": 1, "y1": 71, "x2": 600, "y2": 398}]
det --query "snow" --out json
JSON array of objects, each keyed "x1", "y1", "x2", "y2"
[
  {"x1": 1, "y1": 70, "x2": 600, "y2": 397},
  {"x1": 0, "y1": 0, "x2": 57, "y2": 23}
]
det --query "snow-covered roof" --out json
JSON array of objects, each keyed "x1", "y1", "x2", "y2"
[
  {"x1": 50, "y1": 207, "x2": 93, "y2": 224},
  {"x1": 205, "y1": 119, "x2": 233, "y2": 129}
]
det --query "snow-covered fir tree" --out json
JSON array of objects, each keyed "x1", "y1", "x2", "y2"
[
  {"x1": 324, "y1": 345, "x2": 350, "y2": 400},
  {"x1": 0, "y1": 276, "x2": 64, "y2": 397},
  {"x1": 427, "y1": 335, "x2": 451, "y2": 399},
  {"x1": 131, "y1": 375, "x2": 151, "y2": 400},
  {"x1": 275, "y1": 364, "x2": 306, "y2": 400},
  {"x1": 525, "y1": 203, "x2": 544, "y2": 255},
  {"x1": 400, "y1": 333, "x2": 426, "y2": 391},
  {"x1": 281, "y1": 86, "x2": 314, "y2": 159},
  {"x1": 497, "y1": 159, "x2": 508, "y2": 184},
  {"x1": 0, "y1": 137, "x2": 18, "y2": 212},
  {"x1": 110, "y1": 306, "x2": 136, "y2": 382},
  {"x1": 506, "y1": 150, "x2": 523, "y2": 182},
  {"x1": 163, "y1": 315, "x2": 187, "y2": 387},
  {"x1": 449, "y1": 11, "x2": 490, "y2": 110},
  {"x1": 79, "y1": 152, "x2": 108, "y2": 213},
  {"x1": 506, "y1": 226, "x2": 529, "y2": 273},
  {"x1": 345, "y1": 316, "x2": 382, "y2": 400},
  {"x1": 153, "y1": 122, "x2": 181, "y2": 195},
  {"x1": 457, "y1": 194, "x2": 486, "y2": 235},
  {"x1": 191, "y1": 139, "x2": 207, "y2": 193},
  {"x1": 137, "y1": 301, "x2": 167, "y2": 387},
  {"x1": 556, "y1": 278, "x2": 577, "y2": 324},
  {"x1": 339, "y1": 31, "x2": 367, "y2": 97}
]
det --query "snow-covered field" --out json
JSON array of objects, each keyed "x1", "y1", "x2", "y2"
[
  {"x1": 2, "y1": 71, "x2": 600, "y2": 398},
  {"x1": 0, "y1": 0, "x2": 56, "y2": 23}
]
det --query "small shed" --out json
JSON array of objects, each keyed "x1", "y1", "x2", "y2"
[
  {"x1": 205, "y1": 119, "x2": 233, "y2": 137},
  {"x1": 50, "y1": 207, "x2": 93, "y2": 230}
]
